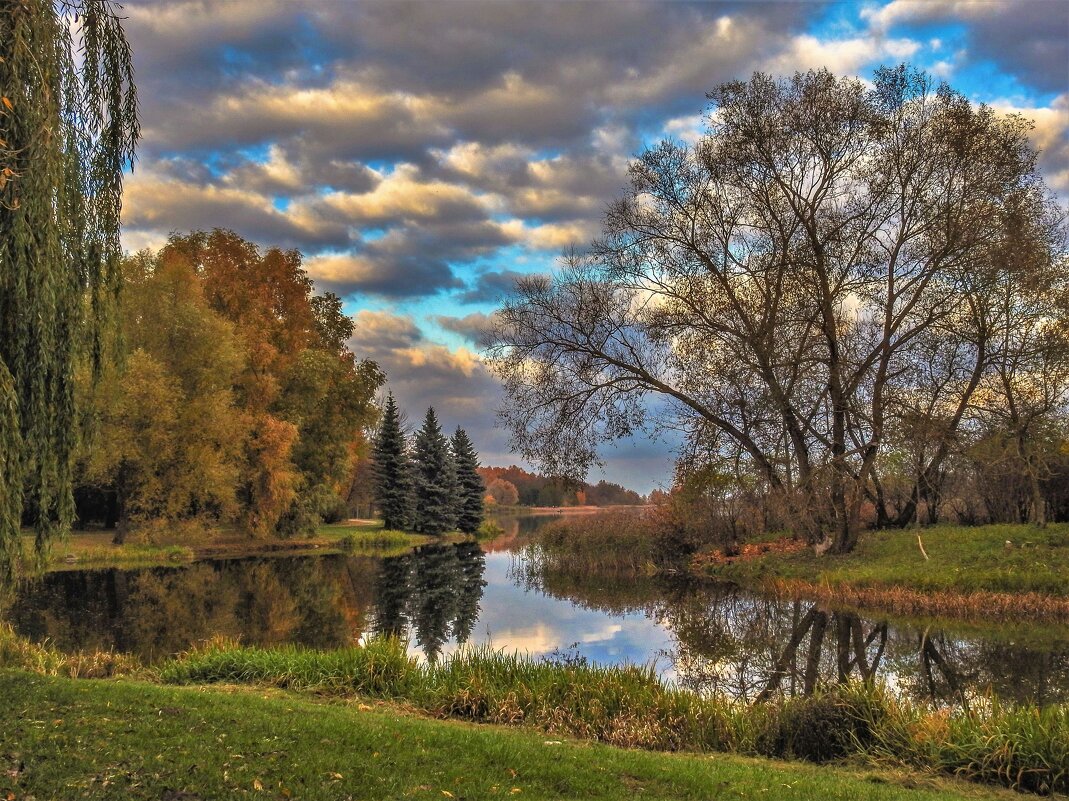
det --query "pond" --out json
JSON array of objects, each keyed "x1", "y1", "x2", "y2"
[{"x1": 7, "y1": 514, "x2": 1069, "y2": 706}]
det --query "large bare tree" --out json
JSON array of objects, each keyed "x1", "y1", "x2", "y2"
[{"x1": 487, "y1": 66, "x2": 1062, "y2": 553}]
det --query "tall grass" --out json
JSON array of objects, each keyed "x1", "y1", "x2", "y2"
[
  {"x1": 535, "y1": 510, "x2": 656, "y2": 573},
  {"x1": 158, "y1": 637, "x2": 1069, "y2": 795},
  {"x1": 0, "y1": 623, "x2": 140, "y2": 678}
]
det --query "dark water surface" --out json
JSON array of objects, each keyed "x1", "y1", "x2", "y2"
[{"x1": 7, "y1": 514, "x2": 1069, "y2": 705}]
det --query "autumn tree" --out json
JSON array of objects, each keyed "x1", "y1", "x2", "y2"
[
  {"x1": 0, "y1": 0, "x2": 138, "y2": 579},
  {"x1": 79, "y1": 253, "x2": 246, "y2": 541},
  {"x1": 372, "y1": 393, "x2": 413, "y2": 530},
  {"x1": 486, "y1": 478, "x2": 519, "y2": 506},
  {"x1": 488, "y1": 66, "x2": 1060, "y2": 554},
  {"x1": 450, "y1": 428, "x2": 485, "y2": 534},
  {"x1": 411, "y1": 408, "x2": 457, "y2": 535}
]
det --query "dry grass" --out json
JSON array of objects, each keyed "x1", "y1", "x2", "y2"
[{"x1": 764, "y1": 578, "x2": 1069, "y2": 622}]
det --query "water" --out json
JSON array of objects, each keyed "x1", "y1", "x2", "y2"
[{"x1": 7, "y1": 514, "x2": 1069, "y2": 705}]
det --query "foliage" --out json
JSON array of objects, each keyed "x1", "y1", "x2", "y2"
[
  {"x1": 371, "y1": 393, "x2": 412, "y2": 530},
  {"x1": 486, "y1": 477, "x2": 520, "y2": 505},
  {"x1": 486, "y1": 65, "x2": 1065, "y2": 555},
  {"x1": 534, "y1": 510, "x2": 657, "y2": 572},
  {"x1": 0, "y1": 0, "x2": 138, "y2": 580},
  {"x1": 1, "y1": 671, "x2": 1010, "y2": 801},
  {"x1": 450, "y1": 427, "x2": 485, "y2": 534},
  {"x1": 155, "y1": 637, "x2": 1069, "y2": 794},
  {"x1": 72, "y1": 231, "x2": 384, "y2": 540},
  {"x1": 410, "y1": 408, "x2": 457, "y2": 535},
  {"x1": 479, "y1": 465, "x2": 642, "y2": 507}
]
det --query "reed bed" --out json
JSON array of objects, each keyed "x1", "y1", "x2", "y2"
[
  {"x1": 534, "y1": 510, "x2": 656, "y2": 573},
  {"x1": 765, "y1": 578, "x2": 1069, "y2": 623},
  {"x1": 0, "y1": 623, "x2": 140, "y2": 679},
  {"x1": 158, "y1": 636, "x2": 1069, "y2": 795}
]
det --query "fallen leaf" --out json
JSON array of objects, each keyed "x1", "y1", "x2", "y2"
[{"x1": 253, "y1": 778, "x2": 263, "y2": 791}]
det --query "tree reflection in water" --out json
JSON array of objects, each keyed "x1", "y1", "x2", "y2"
[
  {"x1": 516, "y1": 544, "x2": 1069, "y2": 707},
  {"x1": 6, "y1": 544, "x2": 487, "y2": 664}
]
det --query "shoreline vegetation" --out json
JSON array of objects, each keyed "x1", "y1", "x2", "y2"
[
  {"x1": 2, "y1": 672, "x2": 1024, "y2": 801},
  {"x1": 1, "y1": 631, "x2": 1065, "y2": 797},
  {"x1": 535, "y1": 513, "x2": 1069, "y2": 623}
]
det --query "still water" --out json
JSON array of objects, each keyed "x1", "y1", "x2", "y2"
[{"x1": 7, "y1": 515, "x2": 1069, "y2": 706}]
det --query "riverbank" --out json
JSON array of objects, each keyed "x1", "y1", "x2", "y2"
[
  {"x1": 694, "y1": 523, "x2": 1069, "y2": 622},
  {"x1": 3, "y1": 626, "x2": 1064, "y2": 796},
  {"x1": 2, "y1": 670, "x2": 1022, "y2": 801},
  {"x1": 23, "y1": 521, "x2": 437, "y2": 572}
]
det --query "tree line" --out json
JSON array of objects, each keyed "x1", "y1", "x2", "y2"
[
  {"x1": 372, "y1": 396, "x2": 485, "y2": 535},
  {"x1": 74, "y1": 230, "x2": 385, "y2": 542},
  {"x1": 480, "y1": 465, "x2": 644, "y2": 507},
  {"x1": 488, "y1": 65, "x2": 1069, "y2": 554}
]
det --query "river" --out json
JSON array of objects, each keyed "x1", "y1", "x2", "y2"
[{"x1": 7, "y1": 513, "x2": 1069, "y2": 706}]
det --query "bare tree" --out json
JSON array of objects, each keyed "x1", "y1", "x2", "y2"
[{"x1": 488, "y1": 66, "x2": 1060, "y2": 554}]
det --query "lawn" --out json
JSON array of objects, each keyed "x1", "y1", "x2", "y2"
[
  {"x1": 697, "y1": 523, "x2": 1069, "y2": 597},
  {"x1": 1, "y1": 670, "x2": 1023, "y2": 801}
]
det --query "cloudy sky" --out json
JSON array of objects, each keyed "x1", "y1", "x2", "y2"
[{"x1": 118, "y1": 0, "x2": 1069, "y2": 494}]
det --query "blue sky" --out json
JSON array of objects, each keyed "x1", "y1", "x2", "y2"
[{"x1": 118, "y1": 0, "x2": 1069, "y2": 494}]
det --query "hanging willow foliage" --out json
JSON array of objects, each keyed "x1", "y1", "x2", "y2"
[{"x1": 0, "y1": 0, "x2": 138, "y2": 583}]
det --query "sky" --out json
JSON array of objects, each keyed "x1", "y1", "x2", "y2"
[{"x1": 117, "y1": 0, "x2": 1069, "y2": 495}]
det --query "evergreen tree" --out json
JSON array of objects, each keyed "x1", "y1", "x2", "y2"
[
  {"x1": 411, "y1": 407, "x2": 457, "y2": 534},
  {"x1": 371, "y1": 393, "x2": 411, "y2": 530},
  {"x1": 451, "y1": 427, "x2": 485, "y2": 534}
]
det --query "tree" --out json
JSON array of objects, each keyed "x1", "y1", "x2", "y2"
[
  {"x1": 372, "y1": 394, "x2": 412, "y2": 530},
  {"x1": 411, "y1": 408, "x2": 457, "y2": 535},
  {"x1": 0, "y1": 0, "x2": 138, "y2": 579},
  {"x1": 486, "y1": 478, "x2": 519, "y2": 506},
  {"x1": 79, "y1": 253, "x2": 246, "y2": 541},
  {"x1": 450, "y1": 428, "x2": 485, "y2": 534},
  {"x1": 488, "y1": 66, "x2": 1059, "y2": 554}
]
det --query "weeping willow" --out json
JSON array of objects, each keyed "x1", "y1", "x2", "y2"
[{"x1": 0, "y1": 0, "x2": 138, "y2": 583}]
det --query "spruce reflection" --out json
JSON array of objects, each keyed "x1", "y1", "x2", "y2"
[{"x1": 372, "y1": 542, "x2": 487, "y2": 662}]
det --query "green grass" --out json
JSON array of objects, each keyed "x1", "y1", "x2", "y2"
[
  {"x1": 699, "y1": 524, "x2": 1069, "y2": 597},
  {"x1": 0, "y1": 670, "x2": 1024, "y2": 801},
  {"x1": 155, "y1": 638, "x2": 1069, "y2": 795}
]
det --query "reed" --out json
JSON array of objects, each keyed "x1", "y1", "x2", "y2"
[
  {"x1": 157, "y1": 637, "x2": 1069, "y2": 795},
  {"x1": 0, "y1": 623, "x2": 140, "y2": 678}
]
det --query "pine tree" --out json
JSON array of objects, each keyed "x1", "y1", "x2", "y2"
[
  {"x1": 451, "y1": 427, "x2": 485, "y2": 534},
  {"x1": 371, "y1": 393, "x2": 412, "y2": 530},
  {"x1": 411, "y1": 408, "x2": 457, "y2": 534}
]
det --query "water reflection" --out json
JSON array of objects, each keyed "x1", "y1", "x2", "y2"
[
  {"x1": 6, "y1": 530, "x2": 1069, "y2": 706},
  {"x1": 516, "y1": 549, "x2": 1069, "y2": 705}
]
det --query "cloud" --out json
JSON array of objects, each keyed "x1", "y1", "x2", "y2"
[
  {"x1": 864, "y1": 0, "x2": 1069, "y2": 94},
  {"x1": 434, "y1": 312, "x2": 498, "y2": 346},
  {"x1": 458, "y1": 269, "x2": 543, "y2": 304}
]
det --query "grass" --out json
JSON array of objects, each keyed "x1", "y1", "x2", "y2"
[
  {"x1": 535, "y1": 510, "x2": 656, "y2": 573},
  {"x1": 0, "y1": 669, "x2": 1028, "y2": 801},
  {"x1": 26, "y1": 520, "x2": 436, "y2": 572},
  {"x1": 4, "y1": 626, "x2": 1068, "y2": 795},
  {"x1": 695, "y1": 524, "x2": 1069, "y2": 621},
  {"x1": 156, "y1": 638, "x2": 1069, "y2": 795}
]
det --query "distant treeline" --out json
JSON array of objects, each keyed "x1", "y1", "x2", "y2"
[{"x1": 478, "y1": 465, "x2": 644, "y2": 507}]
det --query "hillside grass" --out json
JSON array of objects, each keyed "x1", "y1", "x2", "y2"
[
  {"x1": 698, "y1": 524, "x2": 1069, "y2": 597},
  {"x1": 0, "y1": 670, "x2": 1027, "y2": 801}
]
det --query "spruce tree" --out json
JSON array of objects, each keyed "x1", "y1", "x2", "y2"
[
  {"x1": 371, "y1": 393, "x2": 412, "y2": 530},
  {"x1": 411, "y1": 408, "x2": 457, "y2": 534},
  {"x1": 451, "y1": 427, "x2": 485, "y2": 534}
]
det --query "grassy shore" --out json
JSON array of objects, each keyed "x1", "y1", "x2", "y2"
[
  {"x1": 26, "y1": 521, "x2": 434, "y2": 572},
  {"x1": 0, "y1": 670, "x2": 1027, "y2": 801},
  {"x1": 3, "y1": 626, "x2": 1067, "y2": 795},
  {"x1": 694, "y1": 523, "x2": 1069, "y2": 621}
]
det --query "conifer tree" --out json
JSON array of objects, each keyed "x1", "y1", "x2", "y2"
[
  {"x1": 371, "y1": 393, "x2": 411, "y2": 530},
  {"x1": 451, "y1": 427, "x2": 485, "y2": 534},
  {"x1": 411, "y1": 408, "x2": 457, "y2": 534}
]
